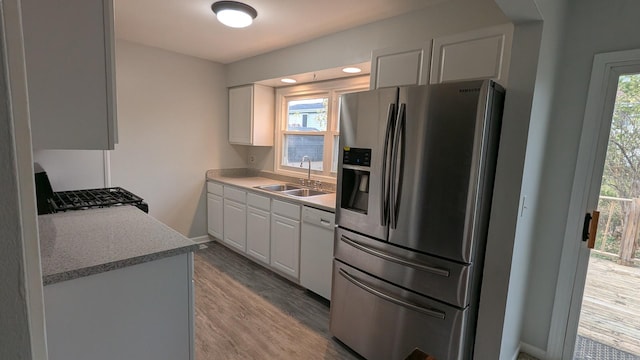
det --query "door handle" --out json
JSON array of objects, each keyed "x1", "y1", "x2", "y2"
[
  {"x1": 582, "y1": 210, "x2": 600, "y2": 249},
  {"x1": 338, "y1": 268, "x2": 446, "y2": 319},
  {"x1": 390, "y1": 103, "x2": 406, "y2": 229},
  {"x1": 341, "y1": 235, "x2": 450, "y2": 277},
  {"x1": 380, "y1": 103, "x2": 396, "y2": 227}
]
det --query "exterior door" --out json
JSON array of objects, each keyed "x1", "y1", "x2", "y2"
[{"x1": 556, "y1": 50, "x2": 640, "y2": 359}]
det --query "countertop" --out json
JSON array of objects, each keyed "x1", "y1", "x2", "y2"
[
  {"x1": 39, "y1": 206, "x2": 199, "y2": 285},
  {"x1": 206, "y1": 173, "x2": 336, "y2": 212}
]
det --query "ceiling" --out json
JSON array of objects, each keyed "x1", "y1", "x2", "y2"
[{"x1": 114, "y1": 0, "x2": 448, "y2": 64}]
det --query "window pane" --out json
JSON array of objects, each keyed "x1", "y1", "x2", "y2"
[
  {"x1": 287, "y1": 98, "x2": 328, "y2": 131},
  {"x1": 283, "y1": 135, "x2": 324, "y2": 171},
  {"x1": 332, "y1": 135, "x2": 340, "y2": 172}
]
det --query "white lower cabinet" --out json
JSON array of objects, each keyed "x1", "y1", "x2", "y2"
[
  {"x1": 247, "y1": 206, "x2": 270, "y2": 264},
  {"x1": 207, "y1": 182, "x2": 224, "y2": 240},
  {"x1": 207, "y1": 193, "x2": 223, "y2": 240},
  {"x1": 223, "y1": 198, "x2": 247, "y2": 252},
  {"x1": 270, "y1": 213, "x2": 301, "y2": 280}
]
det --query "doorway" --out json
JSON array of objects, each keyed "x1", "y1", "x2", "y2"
[
  {"x1": 558, "y1": 50, "x2": 640, "y2": 360},
  {"x1": 573, "y1": 73, "x2": 640, "y2": 360}
]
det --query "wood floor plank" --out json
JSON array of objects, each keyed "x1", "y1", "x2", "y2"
[{"x1": 194, "y1": 241, "x2": 362, "y2": 360}]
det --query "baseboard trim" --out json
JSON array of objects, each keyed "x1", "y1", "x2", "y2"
[
  {"x1": 519, "y1": 342, "x2": 546, "y2": 359},
  {"x1": 190, "y1": 235, "x2": 212, "y2": 244}
]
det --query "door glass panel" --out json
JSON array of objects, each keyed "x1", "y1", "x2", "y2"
[
  {"x1": 282, "y1": 135, "x2": 324, "y2": 171},
  {"x1": 574, "y1": 73, "x2": 640, "y2": 359},
  {"x1": 287, "y1": 98, "x2": 328, "y2": 131}
]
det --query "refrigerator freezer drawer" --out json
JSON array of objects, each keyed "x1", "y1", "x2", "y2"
[
  {"x1": 330, "y1": 260, "x2": 469, "y2": 360},
  {"x1": 334, "y1": 227, "x2": 472, "y2": 308}
]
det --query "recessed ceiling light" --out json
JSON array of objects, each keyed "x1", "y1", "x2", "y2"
[
  {"x1": 342, "y1": 67, "x2": 362, "y2": 74},
  {"x1": 211, "y1": 1, "x2": 257, "y2": 28},
  {"x1": 281, "y1": 78, "x2": 297, "y2": 84}
]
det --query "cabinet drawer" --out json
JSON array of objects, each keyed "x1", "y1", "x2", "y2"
[
  {"x1": 207, "y1": 182, "x2": 224, "y2": 196},
  {"x1": 247, "y1": 193, "x2": 270, "y2": 211},
  {"x1": 223, "y1": 186, "x2": 246, "y2": 203},
  {"x1": 272, "y1": 199, "x2": 300, "y2": 220}
]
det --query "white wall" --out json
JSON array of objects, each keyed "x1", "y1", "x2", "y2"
[
  {"x1": 521, "y1": 0, "x2": 640, "y2": 355},
  {"x1": 110, "y1": 40, "x2": 247, "y2": 238}
]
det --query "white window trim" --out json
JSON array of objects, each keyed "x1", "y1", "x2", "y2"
[{"x1": 274, "y1": 76, "x2": 369, "y2": 182}]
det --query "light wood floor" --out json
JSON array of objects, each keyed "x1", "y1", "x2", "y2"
[
  {"x1": 577, "y1": 256, "x2": 640, "y2": 356},
  {"x1": 193, "y1": 241, "x2": 362, "y2": 360}
]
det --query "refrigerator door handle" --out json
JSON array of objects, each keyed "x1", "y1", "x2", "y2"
[
  {"x1": 340, "y1": 235, "x2": 450, "y2": 277},
  {"x1": 390, "y1": 102, "x2": 406, "y2": 229},
  {"x1": 338, "y1": 268, "x2": 446, "y2": 320},
  {"x1": 380, "y1": 103, "x2": 396, "y2": 227}
]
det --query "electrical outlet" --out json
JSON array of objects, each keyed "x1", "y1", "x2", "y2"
[{"x1": 249, "y1": 154, "x2": 256, "y2": 164}]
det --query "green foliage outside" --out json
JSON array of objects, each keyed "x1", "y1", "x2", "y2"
[{"x1": 597, "y1": 74, "x2": 640, "y2": 261}]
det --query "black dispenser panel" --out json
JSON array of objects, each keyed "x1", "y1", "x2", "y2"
[{"x1": 343, "y1": 147, "x2": 371, "y2": 167}]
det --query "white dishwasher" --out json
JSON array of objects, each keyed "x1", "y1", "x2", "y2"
[{"x1": 300, "y1": 206, "x2": 335, "y2": 300}]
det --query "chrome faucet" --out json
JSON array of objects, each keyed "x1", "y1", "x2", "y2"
[{"x1": 300, "y1": 155, "x2": 311, "y2": 185}]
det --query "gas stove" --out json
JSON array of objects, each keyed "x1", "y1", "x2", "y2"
[
  {"x1": 50, "y1": 187, "x2": 149, "y2": 213},
  {"x1": 34, "y1": 163, "x2": 148, "y2": 214}
]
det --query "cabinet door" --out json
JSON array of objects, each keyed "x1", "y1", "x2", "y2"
[
  {"x1": 22, "y1": 0, "x2": 117, "y2": 150},
  {"x1": 228, "y1": 84, "x2": 274, "y2": 146},
  {"x1": 247, "y1": 206, "x2": 270, "y2": 264},
  {"x1": 370, "y1": 42, "x2": 432, "y2": 89},
  {"x1": 207, "y1": 194, "x2": 223, "y2": 240},
  {"x1": 223, "y1": 199, "x2": 246, "y2": 252},
  {"x1": 229, "y1": 85, "x2": 253, "y2": 145},
  {"x1": 270, "y1": 214, "x2": 300, "y2": 280},
  {"x1": 430, "y1": 23, "x2": 513, "y2": 86}
]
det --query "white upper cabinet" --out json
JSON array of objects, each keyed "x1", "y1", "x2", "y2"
[
  {"x1": 228, "y1": 84, "x2": 274, "y2": 146},
  {"x1": 370, "y1": 42, "x2": 432, "y2": 89},
  {"x1": 22, "y1": 0, "x2": 117, "y2": 150},
  {"x1": 430, "y1": 24, "x2": 513, "y2": 86}
]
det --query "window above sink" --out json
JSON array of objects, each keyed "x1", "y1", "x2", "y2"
[{"x1": 273, "y1": 76, "x2": 369, "y2": 180}]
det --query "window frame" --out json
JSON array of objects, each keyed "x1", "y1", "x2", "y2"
[{"x1": 274, "y1": 76, "x2": 369, "y2": 181}]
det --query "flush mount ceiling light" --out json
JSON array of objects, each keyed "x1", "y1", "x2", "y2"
[
  {"x1": 342, "y1": 67, "x2": 362, "y2": 74},
  {"x1": 281, "y1": 78, "x2": 297, "y2": 84},
  {"x1": 211, "y1": 1, "x2": 257, "y2": 28}
]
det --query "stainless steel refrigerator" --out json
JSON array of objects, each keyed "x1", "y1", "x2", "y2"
[{"x1": 330, "y1": 80, "x2": 505, "y2": 360}]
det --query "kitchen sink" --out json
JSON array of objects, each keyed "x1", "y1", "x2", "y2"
[
  {"x1": 282, "y1": 188, "x2": 329, "y2": 197},
  {"x1": 256, "y1": 184, "x2": 302, "y2": 192}
]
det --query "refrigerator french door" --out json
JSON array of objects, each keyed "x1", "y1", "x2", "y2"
[
  {"x1": 336, "y1": 81, "x2": 502, "y2": 263},
  {"x1": 331, "y1": 80, "x2": 505, "y2": 360}
]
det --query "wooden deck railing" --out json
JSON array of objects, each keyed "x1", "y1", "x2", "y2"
[{"x1": 594, "y1": 195, "x2": 640, "y2": 265}]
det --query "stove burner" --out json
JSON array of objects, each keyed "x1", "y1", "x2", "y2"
[{"x1": 50, "y1": 187, "x2": 148, "y2": 213}]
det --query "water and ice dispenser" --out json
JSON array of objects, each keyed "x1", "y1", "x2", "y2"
[{"x1": 340, "y1": 147, "x2": 371, "y2": 214}]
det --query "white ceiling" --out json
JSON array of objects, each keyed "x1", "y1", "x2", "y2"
[{"x1": 114, "y1": 0, "x2": 448, "y2": 64}]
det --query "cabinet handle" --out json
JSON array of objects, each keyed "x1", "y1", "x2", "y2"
[
  {"x1": 320, "y1": 219, "x2": 331, "y2": 226},
  {"x1": 338, "y1": 268, "x2": 446, "y2": 319}
]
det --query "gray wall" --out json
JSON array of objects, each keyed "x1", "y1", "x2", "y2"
[
  {"x1": 110, "y1": 40, "x2": 247, "y2": 238},
  {"x1": 1, "y1": 0, "x2": 47, "y2": 358},
  {"x1": 474, "y1": 0, "x2": 570, "y2": 358},
  {"x1": 522, "y1": 0, "x2": 640, "y2": 354},
  {"x1": 33, "y1": 150, "x2": 107, "y2": 190},
  {"x1": 226, "y1": 0, "x2": 508, "y2": 87},
  {"x1": 0, "y1": 22, "x2": 33, "y2": 360},
  {"x1": 230, "y1": 0, "x2": 511, "y2": 174}
]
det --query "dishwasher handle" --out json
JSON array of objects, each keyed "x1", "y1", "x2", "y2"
[{"x1": 302, "y1": 206, "x2": 335, "y2": 228}]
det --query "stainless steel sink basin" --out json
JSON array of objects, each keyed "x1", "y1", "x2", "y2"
[
  {"x1": 256, "y1": 184, "x2": 302, "y2": 192},
  {"x1": 282, "y1": 188, "x2": 329, "y2": 197}
]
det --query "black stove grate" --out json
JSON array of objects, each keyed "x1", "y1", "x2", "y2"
[{"x1": 50, "y1": 187, "x2": 146, "y2": 212}]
